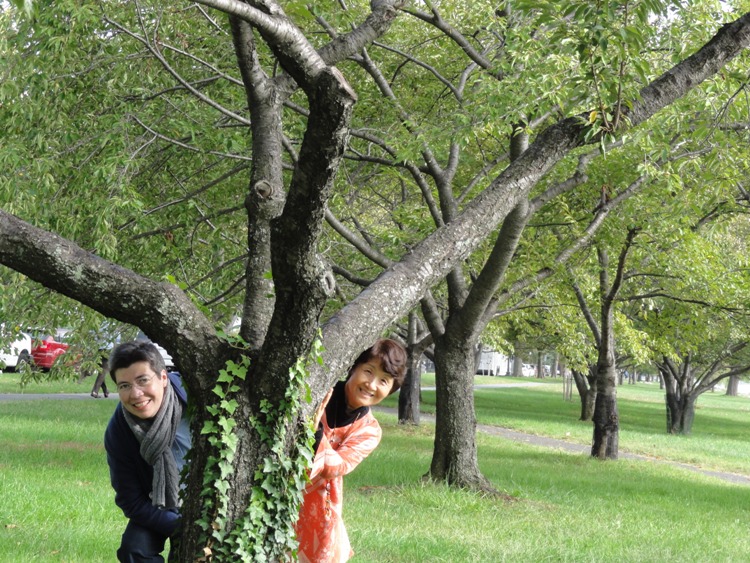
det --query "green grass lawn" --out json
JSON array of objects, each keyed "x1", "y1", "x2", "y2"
[
  {"x1": 0, "y1": 400, "x2": 121, "y2": 562},
  {"x1": 2, "y1": 375, "x2": 750, "y2": 561},
  {"x1": 0, "y1": 371, "x2": 96, "y2": 394},
  {"x1": 350, "y1": 412, "x2": 750, "y2": 562},
  {"x1": 381, "y1": 374, "x2": 750, "y2": 475}
]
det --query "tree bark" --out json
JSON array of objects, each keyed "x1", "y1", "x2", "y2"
[
  {"x1": 429, "y1": 337, "x2": 493, "y2": 491},
  {"x1": 550, "y1": 353, "x2": 559, "y2": 378},
  {"x1": 589, "y1": 240, "x2": 630, "y2": 460},
  {"x1": 572, "y1": 368, "x2": 596, "y2": 421},
  {"x1": 398, "y1": 312, "x2": 428, "y2": 425},
  {"x1": 535, "y1": 351, "x2": 544, "y2": 379},
  {"x1": 680, "y1": 394, "x2": 698, "y2": 434},
  {"x1": 591, "y1": 385, "x2": 620, "y2": 459},
  {"x1": 662, "y1": 379, "x2": 698, "y2": 434},
  {"x1": 512, "y1": 345, "x2": 524, "y2": 377},
  {"x1": 726, "y1": 374, "x2": 739, "y2": 396},
  {"x1": 426, "y1": 200, "x2": 530, "y2": 490},
  {"x1": 398, "y1": 351, "x2": 423, "y2": 424}
]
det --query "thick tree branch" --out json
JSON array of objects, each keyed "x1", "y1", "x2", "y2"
[
  {"x1": 0, "y1": 210, "x2": 222, "y2": 394},
  {"x1": 227, "y1": 15, "x2": 284, "y2": 351}
]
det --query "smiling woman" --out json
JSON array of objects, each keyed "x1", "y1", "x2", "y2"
[
  {"x1": 344, "y1": 359, "x2": 394, "y2": 409},
  {"x1": 295, "y1": 338, "x2": 406, "y2": 563}
]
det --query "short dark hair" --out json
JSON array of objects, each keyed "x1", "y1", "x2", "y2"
[
  {"x1": 109, "y1": 340, "x2": 166, "y2": 383},
  {"x1": 350, "y1": 338, "x2": 407, "y2": 394}
]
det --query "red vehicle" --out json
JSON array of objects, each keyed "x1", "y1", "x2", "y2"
[{"x1": 30, "y1": 330, "x2": 70, "y2": 370}]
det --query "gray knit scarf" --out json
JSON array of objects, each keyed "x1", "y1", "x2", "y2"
[{"x1": 123, "y1": 380, "x2": 183, "y2": 510}]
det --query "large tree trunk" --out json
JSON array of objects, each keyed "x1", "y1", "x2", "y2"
[
  {"x1": 429, "y1": 338, "x2": 494, "y2": 491},
  {"x1": 679, "y1": 394, "x2": 698, "y2": 434},
  {"x1": 663, "y1": 373, "x2": 681, "y2": 434},
  {"x1": 426, "y1": 193, "x2": 530, "y2": 491},
  {"x1": 589, "y1": 237, "x2": 636, "y2": 460},
  {"x1": 591, "y1": 362, "x2": 619, "y2": 459},
  {"x1": 179, "y1": 385, "x2": 303, "y2": 561}
]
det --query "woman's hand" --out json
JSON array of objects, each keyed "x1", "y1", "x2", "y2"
[{"x1": 313, "y1": 389, "x2": 333, "y2": 428}]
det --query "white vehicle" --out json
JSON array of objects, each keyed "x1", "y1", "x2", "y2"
[
  {"x1": 0, "y1": 328, "x2": 32, "y2": 372},
  {"x1": 476, "y1": 350, "x2": 510, "y2": 376}
]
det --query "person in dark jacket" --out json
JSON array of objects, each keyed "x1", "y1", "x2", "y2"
[
  {"x1": 90, "y1": 353, "x2": 110, "y2": 398},
  {"x1": 104, "y1": 340, "x2": 190, "y2": 563}
]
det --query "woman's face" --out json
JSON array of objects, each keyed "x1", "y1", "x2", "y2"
[
  {"x1": 114, "y1": 360, "x2": 168, "y2": 420},
  {"x1": 345, "y1": 359, "x2": 394, "y2": 409}
]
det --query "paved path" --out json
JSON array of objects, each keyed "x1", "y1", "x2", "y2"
[{"x1": 4, "y1": 388, "x2": 749, "y2": 486}]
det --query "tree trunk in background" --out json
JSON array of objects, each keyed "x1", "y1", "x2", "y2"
[
  {"x1": 664, "y1": 388, "x2": 698, "y2": 434},
  {"x1": 512, "y1": 347, "x2": 524, "y2": 377},
  {"x1": 398, "y1": 352, "x2": 423, "y2": 424},
  {"x1": 725, "y1": 374, "x2": 739, "y2": 396},
  {"x1": 658, "y1": 358, "x2": 702, "y2": 435},
  {"x1": 550, "y1": 353, "x2": 559, "y2": 378},
  {"x1": 563, "y1": 371, "x2": 572, "y2": 401},
  {"x1": 536, "y1": 351, "x2": 544, "y2": 379},
  {"x1": 399, "y1": 312, "x2": 423, "y2": 425},
  {"x1": 680, "y1": 394, "x2": 697, "y2": 434},
  {"x1": 590, "y1": 262, "x2": 621, "y2": 458},
  {"x1": 429, "y1": 337, "x2": 494, "y2": 491},
  {"x1": 591, "y1": 361, "x2": 619, "y2": 458},
  {"x1": 572, "y1": 368, "x2": 596, "y2": 420},
  {"x1": 560, "y1": 358, "x2": 572, "y2": 400}
]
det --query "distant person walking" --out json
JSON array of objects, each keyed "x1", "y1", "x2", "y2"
[{"x1": 90, "y1": 354, "x2": 110, "y2": 398}]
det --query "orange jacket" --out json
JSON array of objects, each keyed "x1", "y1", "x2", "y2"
[{"x1": 295, "y1": 409, "x2": 382, "y2": 562}]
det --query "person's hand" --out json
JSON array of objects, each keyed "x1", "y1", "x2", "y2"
[{"x1": 313, "y1": 389, "x2": 333, "y2": 428}]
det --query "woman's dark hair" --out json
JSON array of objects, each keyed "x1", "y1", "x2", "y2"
[
  {"x1": 350, "y1": 338, "x2": 407, "y2": 394},
  {"x1": 109, "y1": 340, "x2": 166, "y2": 383}
]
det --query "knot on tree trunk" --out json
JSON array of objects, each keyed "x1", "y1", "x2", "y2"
[
  {"x1": 253, "y1": 179, "x2": 274, "y2": 199},
  {"x1": 319, "y1": 265, "x2": 336, "y2": 297}
]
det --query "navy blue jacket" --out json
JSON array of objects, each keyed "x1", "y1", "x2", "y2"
[{"x1": 104, "y1": 372, "x2": 188, "y2": 537}]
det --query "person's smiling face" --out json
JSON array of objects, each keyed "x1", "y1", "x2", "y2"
[
  {"x1": 114, "y1": 361, "x2": 168, "y2": 420},
  {"x1": 345, "y1": 359, "x2": 394, "y2": 409}
]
